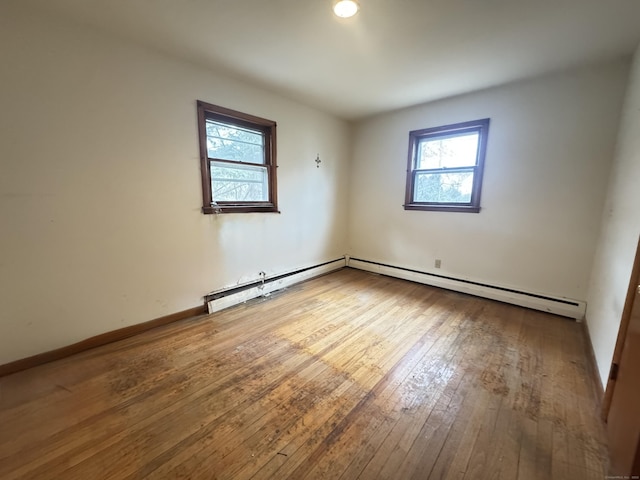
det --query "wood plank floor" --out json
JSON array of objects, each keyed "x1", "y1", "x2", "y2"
[{"x1": 0, "y1": 268, "x2": 607, "y2": 479}]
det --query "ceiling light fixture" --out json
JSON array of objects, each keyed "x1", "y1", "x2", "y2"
[{"x1": 333, "y1": 0, "x2": 359, "y2": 18}]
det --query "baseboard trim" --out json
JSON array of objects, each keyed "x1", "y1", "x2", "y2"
[
  {"x1": 0, "y1": 305, "x2": 207, "y2": 378},
  {"x1": 347, "y1": 257, "x2": 586, "y2": 319},
  {"x1": 581, "y1": 318, "x2": 605, "y2": 411},
  {"x1": 1, "y1": 256, "x2": 583, "y2": 377},
  {"x1": 207, "y1": 257, "x2": 346, "y2": 313}
]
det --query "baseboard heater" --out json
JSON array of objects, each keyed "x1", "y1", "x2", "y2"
[
  {"x1": 347, "y1": 256, "x2": 586, "y2": 320},
  {"x1": 205, "y1": 257, "x2": 346, "y2": 314}
]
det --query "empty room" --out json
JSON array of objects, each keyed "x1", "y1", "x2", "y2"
[{"x1": 2, "y1": 0, "x2": 640, "y2": 478}]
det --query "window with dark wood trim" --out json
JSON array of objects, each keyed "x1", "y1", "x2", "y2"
[
  {"x1": 404, "y1": 118, "x2": 490, "y2": 213},
  {"x1": 197, "y1": 100, "x2": 278, "y2": 214}
]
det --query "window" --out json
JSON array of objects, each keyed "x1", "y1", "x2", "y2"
[
  {"x1": 404, "y1": 118, "x2": 490, "y2": 213},
  {"x1": 197, "y1": 100, "x2": 278, "y2": 214}
]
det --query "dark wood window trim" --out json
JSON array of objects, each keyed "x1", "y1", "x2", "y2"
[
  {"x1": 197, "y1": 100, "x2": 278, "y2": 214},
  {"x1": 404, "y1": 118, "x2": 490, "y2": 213}
]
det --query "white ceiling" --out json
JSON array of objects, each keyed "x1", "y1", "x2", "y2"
[{"x1": 25, "y1": 0, "x2": 640, "y2": 119}]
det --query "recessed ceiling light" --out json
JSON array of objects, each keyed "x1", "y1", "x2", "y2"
[{"x1": 333, "y1": 0, "x2": 359, "y2": 18}]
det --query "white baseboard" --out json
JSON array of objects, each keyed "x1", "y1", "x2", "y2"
[
  {"x1": 347, "y1": 257, "x2": 585, "y2": 320},
  {"x1": 206, "y1": 257, "x2": 346, "y2": 314}
]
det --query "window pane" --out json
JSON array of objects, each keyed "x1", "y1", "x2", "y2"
[
  {"x1": 206, "y1": 119, "x2": 265, "y2": 164},
  {"x1": 418, "y1": 132, "x2": 479, "y2": 169},
  {"x1": 211, "y1": 161, "x2": 268, "y2": 202},
  {"x1": 413, "y1": 171, "x2": 474, "y2": 203}
]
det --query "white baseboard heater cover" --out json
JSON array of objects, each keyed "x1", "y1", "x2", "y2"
[
  {"x1": 206, "y1": 257, "x2": 346, "y2": 314},
  {"x1": 347, "y1": 257, "x2": 586, "y2": 320}
]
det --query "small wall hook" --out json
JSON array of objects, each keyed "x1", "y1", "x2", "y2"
[{"x1": 315, "y1": 154, "x2": 321, "y2": 168}]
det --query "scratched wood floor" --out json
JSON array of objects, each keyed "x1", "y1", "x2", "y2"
[{"x1": 0, "y1": 268, "x2": 607, "y2": 479}]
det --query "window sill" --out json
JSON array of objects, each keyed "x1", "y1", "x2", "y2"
[
  {"x1": 403, "y1": 204, "x2": 480, "y2": 213},
  {"x1": 202, "y1": 204, "x2": 280, "y2": 214}
]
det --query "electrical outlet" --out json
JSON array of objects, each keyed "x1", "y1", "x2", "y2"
[{"x1": 435, "y1": 259, "x2": 441, "y2": 268}]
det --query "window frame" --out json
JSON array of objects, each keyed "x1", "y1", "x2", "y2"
[
  {"x1": 404, "y1": 118, "x2": 490, "y2": 213},
  {"x1": 197, "y1": 100, "x2": 278, "y2": 214}
]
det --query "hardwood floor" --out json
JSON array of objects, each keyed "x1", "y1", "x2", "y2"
[{"x1": 0, "y1": 268, "x2": 607, "y2": 479}]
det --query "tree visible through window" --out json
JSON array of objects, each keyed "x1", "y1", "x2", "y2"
[
  {"x1": 404, "y1": 119, "x2": 489, "y2": 213},
  {"x1": 197, "y1": 101, "x2": 278, "y2": 214}
]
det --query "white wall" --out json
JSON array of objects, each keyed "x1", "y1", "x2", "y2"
[
  {"x1": 348, "y1": 61, "x2": 629, "y2": 302},
  {"x1": 586, "y1": 45, "x2": 640, "y2": 388},
  {"x1": 0, "y1": 5, "x2": 350, "y2": 364}
]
